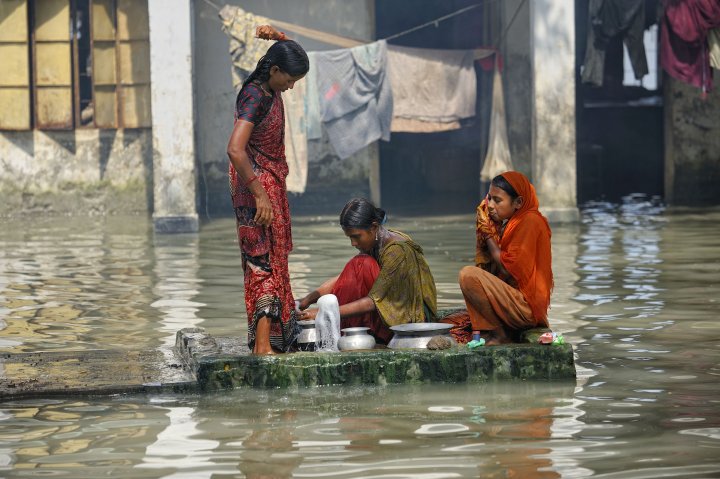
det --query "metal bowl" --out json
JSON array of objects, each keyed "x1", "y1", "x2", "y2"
[{"x1": 387, "y1": 322, "x2": 455, "y2": 349}]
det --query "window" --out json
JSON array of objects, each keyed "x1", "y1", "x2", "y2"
[
  {"x1": 0, "y1": 0, "x2": 151, "y2": 130},
  {"x1": 0, "y1": 1, "x2": 31, "y2": 130}
]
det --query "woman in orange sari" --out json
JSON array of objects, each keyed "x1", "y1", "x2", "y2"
[{"x1": 457, "y1": 171, "x2": 553, "y2": 345}]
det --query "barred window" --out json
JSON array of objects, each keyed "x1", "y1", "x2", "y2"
[{"x1": 0, "y1": 0, "x2": 151, "y2": 130}]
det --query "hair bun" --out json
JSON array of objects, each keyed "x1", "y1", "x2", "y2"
[{"x1": 377, "y1": 208, "x2": 387, "y2": 225}]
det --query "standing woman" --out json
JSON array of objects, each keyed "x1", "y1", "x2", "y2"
[{"x1": 227, "y1": 27, "x2": 309, "y2": 354}]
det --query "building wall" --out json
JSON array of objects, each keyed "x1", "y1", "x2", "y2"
[
  {"x1": 193, "y1": 0, "x2": 376, "y2": 216},
  {"x1": 0, "y1": 0, "x2": 153, "y2": 217},
  {"x1": 502, "y1": 0, "x2": 533, "y2": 176},
  {"x1": 0, "y1": 129, "x2": 152, "y2": 216},
  {"x1": 665, "y1": 76, "x2": 720, "y2": 206}
]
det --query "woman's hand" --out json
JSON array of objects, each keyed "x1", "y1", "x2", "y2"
[
  {"x1": 256, "y1": 25, "x2": 287, "y2": 41},
  {"x1": 251, "y1": 186, "x2": 274, "y2": 226},
  {"x1": 298, "y1": 308, "x2": 317, "y2": 320},
  {"x1": 297, "y1": 292, "x2": 319, "y2": 311}
]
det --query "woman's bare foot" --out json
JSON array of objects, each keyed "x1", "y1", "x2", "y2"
[
  {"x1": 252, "y1": 316, "x2": 278, "y2": 355},
  {"x1": 483, "y1": 330, "x2": 512, "y2": 346}
]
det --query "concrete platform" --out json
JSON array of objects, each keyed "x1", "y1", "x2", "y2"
[
  {"x1": 0, "y1": 348, "x2": 197, "y2": 399},
  {"x1": 0, "y1": 324, "x2": 575, "y2": 399},
  {"x1": 175, "y1": 327, "x2": 576, "y2": 391}
]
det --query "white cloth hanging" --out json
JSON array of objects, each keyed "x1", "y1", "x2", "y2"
[{"x1": 480, "y1": 61, "x2": 514, "y2": 182}]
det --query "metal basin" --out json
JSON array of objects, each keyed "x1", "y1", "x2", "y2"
[{"x1": 387, "y1": 323, "x2": 455, "y2": 349}]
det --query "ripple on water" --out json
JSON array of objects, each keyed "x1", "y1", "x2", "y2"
[
  {"x1": 414, "y1": 423, "x2": 470, "y2": 435},
  {"x1": 679, "y1": 428, "x2": 720, "y2": 440}
]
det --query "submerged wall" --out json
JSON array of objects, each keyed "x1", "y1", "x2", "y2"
[{"x1": 0, "y1": 129, "x2": 152, "y2": 216}]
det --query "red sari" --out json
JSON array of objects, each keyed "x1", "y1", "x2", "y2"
[
  {"x1": 229, "y1": 88, "x2": 298, "y2": 351},
  {"x1": 331, "y1": 254, "x2": 393, "y2": 344}
]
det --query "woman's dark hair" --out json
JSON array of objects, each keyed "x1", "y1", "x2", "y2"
[
  {"x1": 241, "y1": 40, "x2": 309, "y2": 91},
  {"x1": 491, "y1": 174, "x2": 519, "y2": 199},
  {"x1": 340, "y1": 198, "x2": 386, "y2": 230}
]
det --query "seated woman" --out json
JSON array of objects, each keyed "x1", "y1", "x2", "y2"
[
  {"x1": 454, "y1": 171, "x2": 553, "y2": 345},
  {"x1": 297, "y1": 198, "x2": 437, "y2": 344}
]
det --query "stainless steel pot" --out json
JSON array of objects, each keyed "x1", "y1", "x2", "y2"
[
  {"x1": 387, "y1": 323, "x2": 456, "y2": 349},
  {"x1": 297, "y1": 320, "x2": 317, "y2": 351},
  {"x1": 338, "y1": 327, "x2": 376, "y2": 351}
]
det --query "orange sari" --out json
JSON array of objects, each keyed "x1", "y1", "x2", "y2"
[
  {"x1": 499, "y1": 171, "x2": 553, "y2": 323},
  {"x1": 449, "y1": 171, "x2": 553, "y2": 341}
]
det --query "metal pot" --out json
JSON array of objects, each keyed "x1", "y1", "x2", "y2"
[
  {"x1": 387, "y1": 323, "x2": 456, "y2": 349},
  {"x1": 337, "y1": 327, "x2": 376, "y2": 351},
  {"x1": 297, "y1": 320, "x2": 317, "y2": 351}
]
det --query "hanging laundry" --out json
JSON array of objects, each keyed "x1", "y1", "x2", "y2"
[
  {"x1": 219, "y1": 6, "x2": 274, "y2": 89},
  {"x1": 710, "y1": 28, "x2": 720, "y2": 70},
  {"x1": 283, "y1": 78, "x2": 308, "y2": 193},
  {"x1": 386, "y1": 45, "x2": 476, "y2": 133},
  {"x1": 314, "y1": 40, "x2": 393, "y2": 160},
  {"x1": 622, "y1": 25, "x2": 659, "y2": 90},
  {"x1": 661, "y1": 0, "x2": 720, "y2": 93},
  {"x1": 582, "y1": 0, "x2": 648, "y2": 87},
  {"x1": 304, "y1": 52, "x2": 323, "y2": 140},
  {"x1": 480, "y1": 57, "x2": 513, "y2": 182}
]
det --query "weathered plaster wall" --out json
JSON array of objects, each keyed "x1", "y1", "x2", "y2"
[
  {"x1": 503, "y1": 0, "x2": 533, "y2": 176},
  {"x1": 0, "y1": 129, "x2": 152, "y2": 216},
  {"x1": 664, "y1": 76, "x2": 720, "y2": 206},
  {"x1": 193, "y1": 0, "x2": 376, "y2": 216}
]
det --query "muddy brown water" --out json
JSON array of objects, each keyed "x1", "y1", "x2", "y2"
[{"x1": 0, "y1": 196, "x2": 719, "y2": 478}]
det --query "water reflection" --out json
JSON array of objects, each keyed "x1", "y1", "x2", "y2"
[
  {"x1": 571, "y1": 197, "x2": 720, "y2": 477},
  {"x1": 151, "y1": 233, "x2": 205, "y2": 348},
  {"x1": 0, "y1": 383, "x2": 580, "y2": 478},
  {"x1": 137, "y1": 406, "x2": 227, "y2": 478},
  {"x1": 0, "y1": 217, "x2": 158, "y2": 352}
]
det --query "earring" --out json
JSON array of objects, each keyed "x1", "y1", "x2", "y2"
[{"x1": 375, "y1": 231, "x2": 378, "y2": 241}]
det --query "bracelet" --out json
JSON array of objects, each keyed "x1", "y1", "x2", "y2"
[{"x1": 244, "y1": 175, "x2": 258, "y2": 187}]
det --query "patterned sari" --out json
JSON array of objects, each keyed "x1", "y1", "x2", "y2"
[{"x1": 229, "y1": 89, "x2": 298, "y2": 351}]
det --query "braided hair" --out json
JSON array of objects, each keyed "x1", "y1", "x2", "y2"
[{"x1": 241, "y1": 40, "x2": 309, "y2": 92}]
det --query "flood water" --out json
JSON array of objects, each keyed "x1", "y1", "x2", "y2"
[{"x1": 1, "y1": 197, "x2": 719, "y2": 478}]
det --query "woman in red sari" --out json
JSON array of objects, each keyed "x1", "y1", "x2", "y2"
[
  {"x1": 226, "y1": 28, "x2": 308, "y2": 354},
  {"x1": 456, "y1": 171, "x2": 553, "y2": 345}
]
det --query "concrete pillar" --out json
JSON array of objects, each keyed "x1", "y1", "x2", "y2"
[
  {"x1": 529, "y1": 0, "x2": 580, "y2": 223},
  {"x1": 148, "y1": 0, "x2": 199, "y2": 233}
]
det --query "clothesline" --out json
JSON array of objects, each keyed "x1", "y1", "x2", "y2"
[{"x1": 201, "y1": 0, "x2": 510, "y2": 51}]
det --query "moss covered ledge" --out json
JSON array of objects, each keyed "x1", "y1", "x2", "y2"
[{"x1": 175, "y1": 328, "x2": 576, "y2": 390}]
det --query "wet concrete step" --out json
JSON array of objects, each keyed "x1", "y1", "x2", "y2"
[
  {"x1": 0, "y1": 348, "x2": 197, "y2": 399},
  {"x1": 176, "y1": 327, "x2": 576, "y2": 390}
]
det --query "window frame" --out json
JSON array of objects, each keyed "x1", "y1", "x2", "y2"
[{"x1": 0, "y1": 0, "x2": 151, "y2": 131}]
